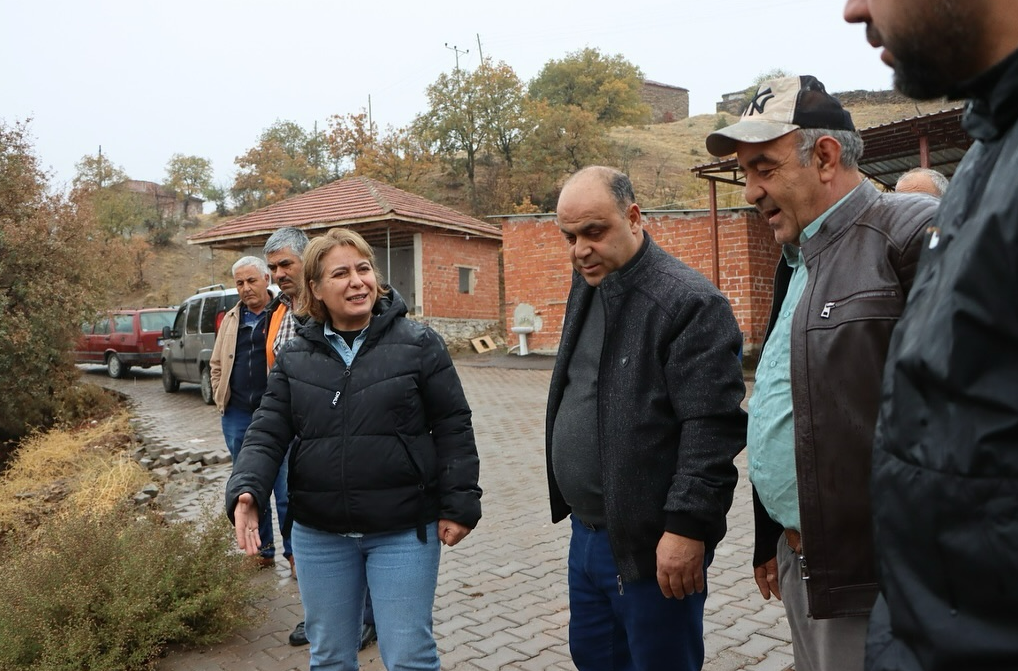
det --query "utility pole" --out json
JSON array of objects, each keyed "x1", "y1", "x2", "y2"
[
  {"x1": 368, "y1": 94, "x2": 373, "y2": 136},
  {"x1": 476, "y1": 33, "x2": 484, "y2": 63},
  {"x1": 444, "y1": 42, "x2": 469, "y2": 70},
  {"x1": 98, "y1": 145, "x2": 104, "y2": 188}
]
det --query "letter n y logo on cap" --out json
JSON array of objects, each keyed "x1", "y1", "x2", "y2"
[{"x1": 749, "y1": 87, "x2": 774, "y2": 115}]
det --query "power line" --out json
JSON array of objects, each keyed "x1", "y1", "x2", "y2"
[{"x1": 444, "y1": 42, "x2": 469, "y2": 70}]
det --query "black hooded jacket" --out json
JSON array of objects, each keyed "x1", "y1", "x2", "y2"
[{"x1": 225, "y1": 288, "x2": 482, "y2": 540}]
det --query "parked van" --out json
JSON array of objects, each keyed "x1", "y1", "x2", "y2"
[{"x1": 160, "y1": 285, "x2": 239, "y2": 404}]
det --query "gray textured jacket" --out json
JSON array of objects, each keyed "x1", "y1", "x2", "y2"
[{"x1": 546, "y1": 234, "x2": 747, "y2": 582}]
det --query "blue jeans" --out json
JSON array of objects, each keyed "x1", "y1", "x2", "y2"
[
  {"x1": 222, "y1": 405, "x2": 291, "y2": 558},
  {"x1": 292, "y1": 521, "x2": 440, "y2": 671},
  {"x1": 568, "y1": 516, "x2": 707, "y2": 671}
]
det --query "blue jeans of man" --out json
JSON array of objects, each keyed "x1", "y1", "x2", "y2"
[
  {"x1": 292, "y1": 521, "x2": 440, "y2": 671},
  {"x1": 222, "y1": 405, "x2": 291, "y2": 558},
  {"x1": 568, "y1": 515, "x2": 707, "y2": 671}
]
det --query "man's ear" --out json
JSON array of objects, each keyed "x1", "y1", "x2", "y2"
[
  {"x1": 814, "y1": 136, "x2": 843, "y2": 183},
  {"x1": 627, "y1": 203, "x2": 642, "y2": 232}
]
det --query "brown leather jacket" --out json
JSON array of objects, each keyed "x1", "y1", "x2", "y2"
[{"x1": 752, "y1": 180, "x2": 936, "y2": 619}]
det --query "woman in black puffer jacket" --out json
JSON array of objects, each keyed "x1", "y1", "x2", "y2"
[{"x1": 226, "y1": 228, "x2": 481, "y2": 671}]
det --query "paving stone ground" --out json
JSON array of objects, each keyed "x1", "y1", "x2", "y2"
[{"x1": 86, "y1": 354, "x2": 791, "y2": 671}]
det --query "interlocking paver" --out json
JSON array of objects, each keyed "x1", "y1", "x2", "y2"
[{"x1": 83, "y1": 358, "x2": 791, "y2": 671}]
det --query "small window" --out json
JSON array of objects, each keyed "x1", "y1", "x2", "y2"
[
  {"x1": 458, "y1": 267, "x2": 475, "y2": 295},
  {"x1": 93, "y1": 318, "x2": 111, "y2": 335},
  {"x1": 185, "y1": 299, "x2": 202, "y2": 335}
]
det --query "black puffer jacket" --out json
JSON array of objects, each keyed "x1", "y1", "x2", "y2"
[{"x1": 225, "y1": 289, "x2": 482, "y2": 539}]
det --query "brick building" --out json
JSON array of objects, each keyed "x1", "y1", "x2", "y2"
[
  {"x1": 495, "y1": 208, "x2": 777, "y2": 358},
  {"x1": 640, "y1": 80, "x2": 690, "y2": 124},
  {"x1": 116, "y1": 179, "x2": 204, "y2": 221},
  {"x1": 188, "y1": 177, "x2": 502, "y2": 348}
]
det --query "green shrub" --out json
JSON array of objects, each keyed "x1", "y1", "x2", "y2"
[{"x1": 0, "y1": 504, "x2": 260, "y2": 671}]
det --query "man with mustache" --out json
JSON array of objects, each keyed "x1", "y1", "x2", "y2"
[
  {"x1": 706, "y1": 75, "x2": 935, "y2": 671},
  {"x1": 844, "y1": 2, "x2": 1018, "y2": 669}
]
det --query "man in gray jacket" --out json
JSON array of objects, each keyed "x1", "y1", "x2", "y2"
[{"x1": 546, "y1": 166, "x2": 746, "y2": 671}]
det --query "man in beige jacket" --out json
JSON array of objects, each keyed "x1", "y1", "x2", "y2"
[{"x1": 210, "y1": 256, "x2": 290, "y2": 571}]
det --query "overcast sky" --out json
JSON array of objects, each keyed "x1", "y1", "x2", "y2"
[{"x1": 4, "y1": 0, "x2": 891, "y2": 194}]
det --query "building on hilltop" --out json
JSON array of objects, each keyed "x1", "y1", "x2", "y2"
[
  {"x1": 115, "y1": 180, "x2": 204, "y2": 222},
  {"x1": 640, "y1": 80, "x2": 689, "y2": 124}
]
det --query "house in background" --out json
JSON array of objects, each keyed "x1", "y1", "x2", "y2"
[
  {"x1": 116, "y1": 180, "x2": 203, "y2": 221},
  {"x1": 640, "y1": 80, "x2": 689, "y2": 124},
  {"x1": 188, "y1": 176, "x2": 503, "y2": 349}
]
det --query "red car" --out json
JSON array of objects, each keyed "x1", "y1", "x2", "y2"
[{"x1": 76, "y1": 308, "x2": 177, "y2": 378}]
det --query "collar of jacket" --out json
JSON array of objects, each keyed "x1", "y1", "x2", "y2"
[
  {"x1": 297, "y1": 286, "x2": 408, "y2": 350},
  {"x1": 588, "y1": 231, "x2": 656, "y2": 299},
  {"x1": 792, "y1": 180, "x2": 880, "y2": 262},
  {"x1": 955, "y1": 46, "x2": 1018, "y2": 142}
]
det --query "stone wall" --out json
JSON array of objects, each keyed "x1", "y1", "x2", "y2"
[
  {"x1": 641, "y1": 81, "x2": 690, "y2": 124},
  {"x1": 410, "y1": 316, "x2": 504, "y2": 352}
]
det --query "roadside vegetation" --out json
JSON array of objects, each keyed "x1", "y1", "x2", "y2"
[
  {"x1": 0, "y1": 122, "x2": 262, "y2": 671},
  {"x1": 0, "y1": 386, "x2": 259, "y2": 671}
]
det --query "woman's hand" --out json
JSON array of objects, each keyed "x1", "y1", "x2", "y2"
[
  {"x1": 233, "y1": 493, "x2": 262, "y2": 555},
  {"x1": 438, "y1": 519, "x2": 471, "y2": 547}
]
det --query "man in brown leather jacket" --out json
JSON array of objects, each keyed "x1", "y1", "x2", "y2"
[{"x1": 706, "y1": 75, "x2": 937, "y2": 671}]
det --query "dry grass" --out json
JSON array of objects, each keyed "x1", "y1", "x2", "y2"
[{"x1": 0, "y1": 411, "x2": 149, "y2": 535}]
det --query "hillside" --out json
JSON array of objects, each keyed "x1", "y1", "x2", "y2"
[{"x1": 123, "y1": 98, "x2": 958, "y2": 309}]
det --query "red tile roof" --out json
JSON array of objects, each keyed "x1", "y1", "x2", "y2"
[{"x1": 189, "y1": 176, "x2": 501, "y2": 245}]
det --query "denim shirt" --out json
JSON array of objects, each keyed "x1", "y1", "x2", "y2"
[{"x1": 323, "y1": 321, "x2": 368, "y2": 366}]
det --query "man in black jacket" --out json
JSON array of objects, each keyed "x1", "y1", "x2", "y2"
[
  {"x1": 844, "y1": 1, "x2": 1018, "y2": 669},
  {"x1": 547, "y1": 166, "x2": 746, "y2": 671},
  {"x1": 706, "y1": 75, "x2": 935, "y2": 671}
]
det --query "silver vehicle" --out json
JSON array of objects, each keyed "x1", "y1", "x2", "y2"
[{"x1": 160, "y1": 285, "x2": 239, "y2": 404}]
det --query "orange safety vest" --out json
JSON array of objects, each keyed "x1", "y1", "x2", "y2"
[{"x1": 266, "y1": 301, "x2": 289, "y2": 371}]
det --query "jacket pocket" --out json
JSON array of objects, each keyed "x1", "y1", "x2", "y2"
[{"x1": 808, "y1": 289, "x2": 901, "y2": 328}]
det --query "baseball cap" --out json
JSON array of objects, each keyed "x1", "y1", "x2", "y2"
[{"x1": 706, "y1": 75, "x2": 856, "y2": 157}]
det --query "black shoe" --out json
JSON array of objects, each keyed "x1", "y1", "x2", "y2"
[
  {"x1": 289, "y1": 621, "x2": 308, "y2": 646},
  {"x1": 359, "y1": 623, "x2": 377, "y2": 650}
]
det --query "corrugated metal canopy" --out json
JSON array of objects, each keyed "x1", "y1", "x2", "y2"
[{"x1": 692, "y1": 107, "x2": 971, "y2": 189}]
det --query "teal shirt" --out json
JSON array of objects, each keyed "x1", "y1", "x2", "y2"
[{"x1": 747, "y1": 190, "x2": 855, "y2": 531}]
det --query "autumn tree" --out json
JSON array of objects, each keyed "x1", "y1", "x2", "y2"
[
  {"x1": 0, "y1": 120, "x2": 132, "y2": 441},
  {"x1": 231, "y1": 121, "x2": 333, "y2": 213},
  {"x1": 514, "y1": 101, "x2": 612, "y2": 209},
  {"x1": 529, "y1": 48, "x2": 651, "y2": 127},
  {"x1": 164, "y1": 154, "x2": 213, "y2": 211},
  {"x1": 326, "y1": 111, "x2": 376, "y2": 171},
  {"x1": 417, "y1": 67, "x2": 488, "y2": 211},
  {"x1": 475, "y1": 60, "x2": 527, "y2": 169},
  {"x1": 359, "y1": 125, "x2": 437, "y2": 189},
  {"x1": 72, "y1": 151, "x2": 128, "y2": 191},
  {"x1": 71, "y1": 150, "x2": 153, "y2": 239}
]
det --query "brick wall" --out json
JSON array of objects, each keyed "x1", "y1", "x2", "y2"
[
  {"x1": 420, "y1": 232, "x2": 501, "y2": 321},
  {"x1": 499, "y1": 209, "x2": 781, "y2": 356}
]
